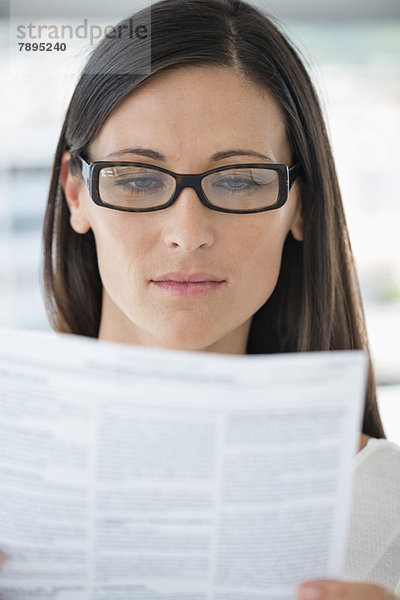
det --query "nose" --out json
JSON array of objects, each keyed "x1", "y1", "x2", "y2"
[{"x1": 161, "y1": 187, "x2": 216, "y2": 252}]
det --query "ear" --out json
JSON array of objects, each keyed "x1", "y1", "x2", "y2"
[
  {"x1": 290, "y1": 195, "x2": 304, "y2": 242},
  {"x1": 60, "y1": 151, "x2": 92, "y2": 234}
]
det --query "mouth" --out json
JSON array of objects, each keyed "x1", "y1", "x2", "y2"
[
  {"x1": 150, "y1": 272, "x2": 226, "y2": 297},
  {"x1": 152, "y1": 272, "x2": 224, "y2": 283}
]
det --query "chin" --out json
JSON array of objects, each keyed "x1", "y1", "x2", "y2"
[
  {"x1": 149, "y1": 311, "x2": 218, "y2": 349},
  {"x1": 153, "y1": 325, "x2": 220, "y2": 352},
  {"x1": 159, "y1": 335, "x2": 217, "y2": 352}
]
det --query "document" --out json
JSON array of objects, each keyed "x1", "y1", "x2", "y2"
[{"x1": 0, "y1": 327, "x2": 367, "y2": 600}]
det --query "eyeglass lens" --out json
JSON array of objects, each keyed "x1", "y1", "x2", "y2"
[{"x1": 98, "y1": 166, "x2": 280, "y2": 211}]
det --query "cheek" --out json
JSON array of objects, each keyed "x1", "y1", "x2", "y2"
[
  {"x1": 249, "y1": 243, "x2": 282, "y2": 299},
  {"x1": 89, "y1": 214, "x2": 151, "y2": 294},
  {"x1": 233, "y1": 217, "x2": 290, "y2": 302},
  {"x1": 235, "y1": 216, "x2": 288, "y2": 273}
]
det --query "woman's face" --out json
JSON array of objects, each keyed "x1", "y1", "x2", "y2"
[{"x1": 62, "y1": 66, "x2": 303, "y2": 353}]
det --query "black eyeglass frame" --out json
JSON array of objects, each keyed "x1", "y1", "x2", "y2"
[{"x1": 76, "y1": 154, "x2": 299, "y2": 214}]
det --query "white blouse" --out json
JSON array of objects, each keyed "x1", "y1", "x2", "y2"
[{"x1": 344, "y1": 438, "x2": 400, "y2": 595}]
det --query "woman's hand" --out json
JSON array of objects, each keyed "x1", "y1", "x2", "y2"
[{"x1": 297, "y1": 579, "x2": 399, "y2": 599}]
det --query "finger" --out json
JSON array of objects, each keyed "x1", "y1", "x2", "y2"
[{"x1": 297, "y1": 579, "x2": 395, "y2": 600}]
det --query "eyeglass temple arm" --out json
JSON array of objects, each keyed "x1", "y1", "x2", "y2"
[
  {"x1": 76, "y1": 154, "x2": 90, "y2": 188},
  {"x1": 288, "y1": 164, "x2": 299, "y2": 188}
]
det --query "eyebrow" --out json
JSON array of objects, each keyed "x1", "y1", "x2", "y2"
[{"x1": 103, "y1": 147, "x2": 274, "y2": 162}]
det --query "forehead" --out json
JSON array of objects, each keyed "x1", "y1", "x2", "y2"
[{"x1": 90, "y1": 66, "x2": 290, "y2": 164}]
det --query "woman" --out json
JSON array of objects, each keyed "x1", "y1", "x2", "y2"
[{"x1": 39, "y1": 0, "x2": 399, "y2": 597}]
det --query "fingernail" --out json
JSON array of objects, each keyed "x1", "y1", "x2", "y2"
[{"x1": 297, "y1": 583, "x2": 323, "y2": 600}]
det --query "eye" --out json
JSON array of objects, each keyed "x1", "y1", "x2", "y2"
[
  {"x1": 212, "y1": 172, "x2": 272, "y2": 194},
  {"x1": 213, "y1": 175, "x2": 255, "y2": 192},
  {"x1": 115, "y1": 175, "x2": 164, "y2": 192}
]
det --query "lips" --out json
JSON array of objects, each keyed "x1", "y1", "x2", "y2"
[
  {"x1": 151, "y1": 272, "x2": 224, "y2": 283},
  {"x1": 150, "y1": 272, "x2": 226, "y2": 297}
]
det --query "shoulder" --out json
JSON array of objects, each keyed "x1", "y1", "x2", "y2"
[
  {"x1": 353, "y1": 436, "x2": 400, "y2": 508},
  {"x1": 357, "y1": 436, "x2": 400, "y2": 461},
  {"x1": 345, "y1": 437, "x2": 400, "y2": 589},
  {"x1": 353, "y1": 435, "x2": 400, "y2": 515}
]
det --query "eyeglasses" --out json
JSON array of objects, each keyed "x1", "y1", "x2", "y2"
[{"x1": 76, "y1": 154, "x2": 299, "y2": 214}]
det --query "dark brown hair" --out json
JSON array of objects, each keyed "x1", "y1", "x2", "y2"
[{"x1": 41, "y1": 0, "x2": 385, "y2": 439}]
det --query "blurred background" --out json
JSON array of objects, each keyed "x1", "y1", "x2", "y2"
[{"x1": 1, "y1": 0, "x2": 399, "y2": 443}]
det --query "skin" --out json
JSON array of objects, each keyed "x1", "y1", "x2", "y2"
[
  {"x1": 60, "y1": 66, "x2": 393, "y2": 599},
  {"x1": 297, "y1": 580, "x2": 396, "y2": 600}
]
